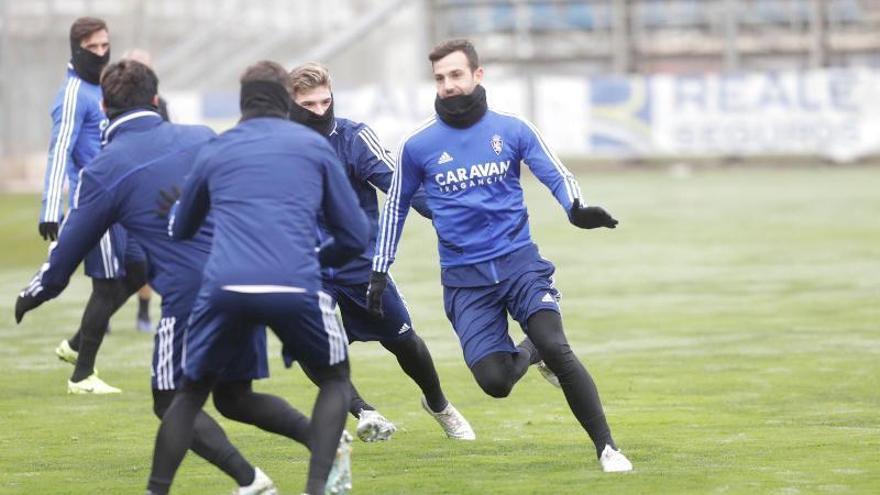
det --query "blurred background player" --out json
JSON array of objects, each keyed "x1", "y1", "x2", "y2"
[
  {"x1": 41, "y1": 17, "x2": 148, "y2": 394},
  {"x1": 369, "y1": 39, "x2": 632, "y2": 472},
  {"x1": 17, "y1": 59, "x2": 281, "y2": 495},
  {"x1": 148, "y1": 61, "x2": 368, "y2": 495},
  {"x1": 287, "y1": 62, "x2": 474, "y2": 442},
  {"x1": 122, "y1": 48, "x2": 171, "y2": 122},
  {"x1": 119, "y1": 47, "x2": 178, "y2": 333}
]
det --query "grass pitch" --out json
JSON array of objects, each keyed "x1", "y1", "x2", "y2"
[{"x1": 0, "y1": 166, "x2": 878, "y2": 494}]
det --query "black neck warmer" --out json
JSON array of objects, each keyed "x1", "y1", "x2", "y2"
[
  {"x1": 70, "y1": 42, "x2": 110, "y2": 85},
  {"x1": 104, "y1": 104, "x2": 160, "y2": 122},
  {"x1": 435, "y1": 84, "x2": 488, "y2": 128},
  {"x1": 289, "y1": 99, "x2": 335, "y2": 136},
  {"x1": 240, "y1": 81, "x2": 292, "y2": 121}
]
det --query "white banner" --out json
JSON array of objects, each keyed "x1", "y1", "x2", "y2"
[
  {"x1": 192, "y1": 68, "x2": 880, "y2": 162},
  {"x1": 582, "y1": 69, "x2": 880, "y2": 161}
]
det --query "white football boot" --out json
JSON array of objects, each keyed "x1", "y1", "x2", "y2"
[
  {"x1": 535, "y1": 360, "x2": 561, "y2": 388},
  {"x1": 420, "y1": 396, "x2": 475, "y2": 440},
  {"x1": 599, "y1": 444, "x2": 633, "y2": 472},
  {"x1": 356, "y1": 409, "x2": 397, "y2": 442},
  {"x1": 55, "y1": 339, "x2": 78, "y2": 365},
  {"x1": 325, "y1": 430, "x2": 353, "y2": 495},
  {"x1": 67, "y1": 373, "x2": 121, "y2": 394},
  {"x1": 233, "y1": 467, "x2": 277, "y2": 495}
]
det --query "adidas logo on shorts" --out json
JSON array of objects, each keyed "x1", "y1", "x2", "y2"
[
  {"x1": 398, "y1": 323, "x2": 411, "y2": 334},
  {"x1": 541, "y1": 293, "x2": 556, "y2": 303}
]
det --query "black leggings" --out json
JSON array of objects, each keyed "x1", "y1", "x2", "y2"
[
  {"x1": 470, "y1": 310, "x2": 616, "y2": 457},
  {"x1": 148, "y1": 361, "x2": 352, "y2": 495},
  {"x1": 212, "y1": 380, "x2": 311, "y2": 446},
  {"x1": 151, "y1": 389, "x2": 253, "y2": 487},
  {"x1": 69, "y1": 262, "x2": 147, "y2": 381},
  {"x1": 301, "y1": 331, "x2": 448, "y2": 415}
]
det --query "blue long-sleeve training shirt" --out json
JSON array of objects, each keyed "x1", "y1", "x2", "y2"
[
  {"x1": 317, "y1": 118, "x2": 431, "y2": 284},
  {"x1": 373, "y1": 108, "x2": 584, "y2": 283},
  {"x1": 172, "y1": 117, "x2": 369, "y2": 294},
  {"x1": 24, "y1": 110, "x2": 217, "y2": 312},
  {"x1": 41, "y1": 64, "x2": 107, "y2": 223}
]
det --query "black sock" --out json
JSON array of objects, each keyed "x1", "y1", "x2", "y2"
[
  {"x1": 213, "y1": 381, "x2": 311, "y2": 447},
  {"x1": 470, "y1": 350, "x2": 530, "y2": 398},
  {"x1": 147, "y1": 378, "x2": 215, "y2": 494},
  {"x1": 351, "y1": 394, "x2": 374, "y2": 418},
  {"x1": 526, "y1": 310, "x2": 616, "y2": 458},
  {"x1": 301, "y1": 361, "x2": 371, "y2": 417},
  {"x1": 381, "y1": 332, "x2": 448, "y2": 412},
  {"x1": 70, "y1": 279, "x2": 119, "y2": 382},
  {"x1": 346, "y1": 382, "x2": 373, "y2": 417},
  {"x1": 517, "y1": 336, "x2": 541, "y2": 365},
  {"x1": 191, "y1": 413, "x2": 254, "y2": 486},
  {"x1": 304, "y1": 361, "x2": 352, "y2": 495},
  {"x1": 138, "y1": 296, "x2": 150, "y2": 320},
  {"x1": 71, "y1": 265, "x2": 145, "y2": 381},
  {"x1": 152, "y1": 389, "x2": 254, "y2": 486},
  {"x1": 68, "y1": 331, "x2": 81, "y2": 352}
]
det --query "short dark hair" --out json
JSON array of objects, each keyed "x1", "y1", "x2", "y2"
[
  {"x1": 100, "y1": 60, "x2": 158, "y2": 110},
  {"x1": 70, "y1": 17, "x2": 108, "y2": 45},
  {"x1": 428, "y1": 39, "x2": 479, "y2": 71},
  {"x1": 240, "y1": 60, "x2": 289, "y2": 87}
]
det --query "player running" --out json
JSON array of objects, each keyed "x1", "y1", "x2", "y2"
[
  {"x1": 17, "y1": 59, "x2": 297, "y2": 494},
  {"x1": 147, "y1": 61, "x2": 369, "y2": 495},
  {"x1": 368, "y1": 39, "x2": 633, "y2": 473},
  {"x1": 41, "y1": 17, "x2": 147, "y2": 394},
  {"x1": 287, "y1": 62, "x2": 474, "y2": 442}
]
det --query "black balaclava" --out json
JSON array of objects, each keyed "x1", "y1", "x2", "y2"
[
  {"x1": 289, "y1": 98, "x2": 335, "y2": 136},
  {"x1": 70, "y1": 38, "x2": 110, "y2": 85},
  {"x1": 239, "y1": 80, "x2": 292, "y2": 121},
  {"x1": 435, "y1": 84, "x2": 488, "y2": 129}
]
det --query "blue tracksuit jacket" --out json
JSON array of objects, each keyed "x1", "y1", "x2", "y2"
[
  {"x1": 171, "y1": 117, "x2": 369, "y2": 294},
  {"x1": 318, "y1": 118, "x2": 431, "y2": 284},
  {"x1": 373, "y1": 108, "x2": 584, "y2": 284},
  {"x1": 24, "y1": 110, "x2": 216, "y2": 314},
  {"x1": 41, "y1": 64, "x2": 107, "y2": 223}
]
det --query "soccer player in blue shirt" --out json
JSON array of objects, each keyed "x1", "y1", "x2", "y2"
[
  {"x1": 369, "y1": 39, "x2": 633, "y2": 472},
  {"x1": 41, "y1": 17, "x2": 147, "y2": 394},
  {"x1": 16, "y1": 60, "x2": 301, "y2": 494},
  {"x1": 287, "y1": 62, "x2": 474, "y2": 442},
  {"x1": 147, "y1": 61, "x2": 369, "y2": 495}
]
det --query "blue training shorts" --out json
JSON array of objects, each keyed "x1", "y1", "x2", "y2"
[
  {"x1": 322, "y1": 279, "x2": 414, "y2": 343},
  {"x1": 442, "y1": 257, "x2": 561, "y2": 368},
  {"x1": 152, "y1": 303, "x2": 268, "y2": 390},
  {"x1": 81, "y1": 225, "x2": 146, "y2": 279},
  {"x1": 185, "y1": 287, "x2": 347, "y2": 381}
]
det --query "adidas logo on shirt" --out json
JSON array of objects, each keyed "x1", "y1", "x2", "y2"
[{"x1": 437, "y1": 151, "x2": 454, "y2": 164}]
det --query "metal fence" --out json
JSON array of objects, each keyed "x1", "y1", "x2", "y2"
[{"x1": 0, "y1": 0, "x2": 426, "y2": 187}]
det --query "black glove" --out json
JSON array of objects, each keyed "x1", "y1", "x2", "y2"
[
  {"x1": 38, "y1": 222, "x2": 59, "y2": 241},
  {"x1": 156, "y1": 186, "x2": 181, "y2": 218},
  {"x1": 366, "y1": 271, "x2": 388, "y2": 318},
  {"x1": 568, "y1": 199, "x2": 618, "y2": 229},
  {"x1": 15, "y1": 292, "x2": 43, "y2": 324}
]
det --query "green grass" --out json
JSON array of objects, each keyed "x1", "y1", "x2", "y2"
[{"x1": 0, "y1": 167, "x2": 878, "y2": 494}]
